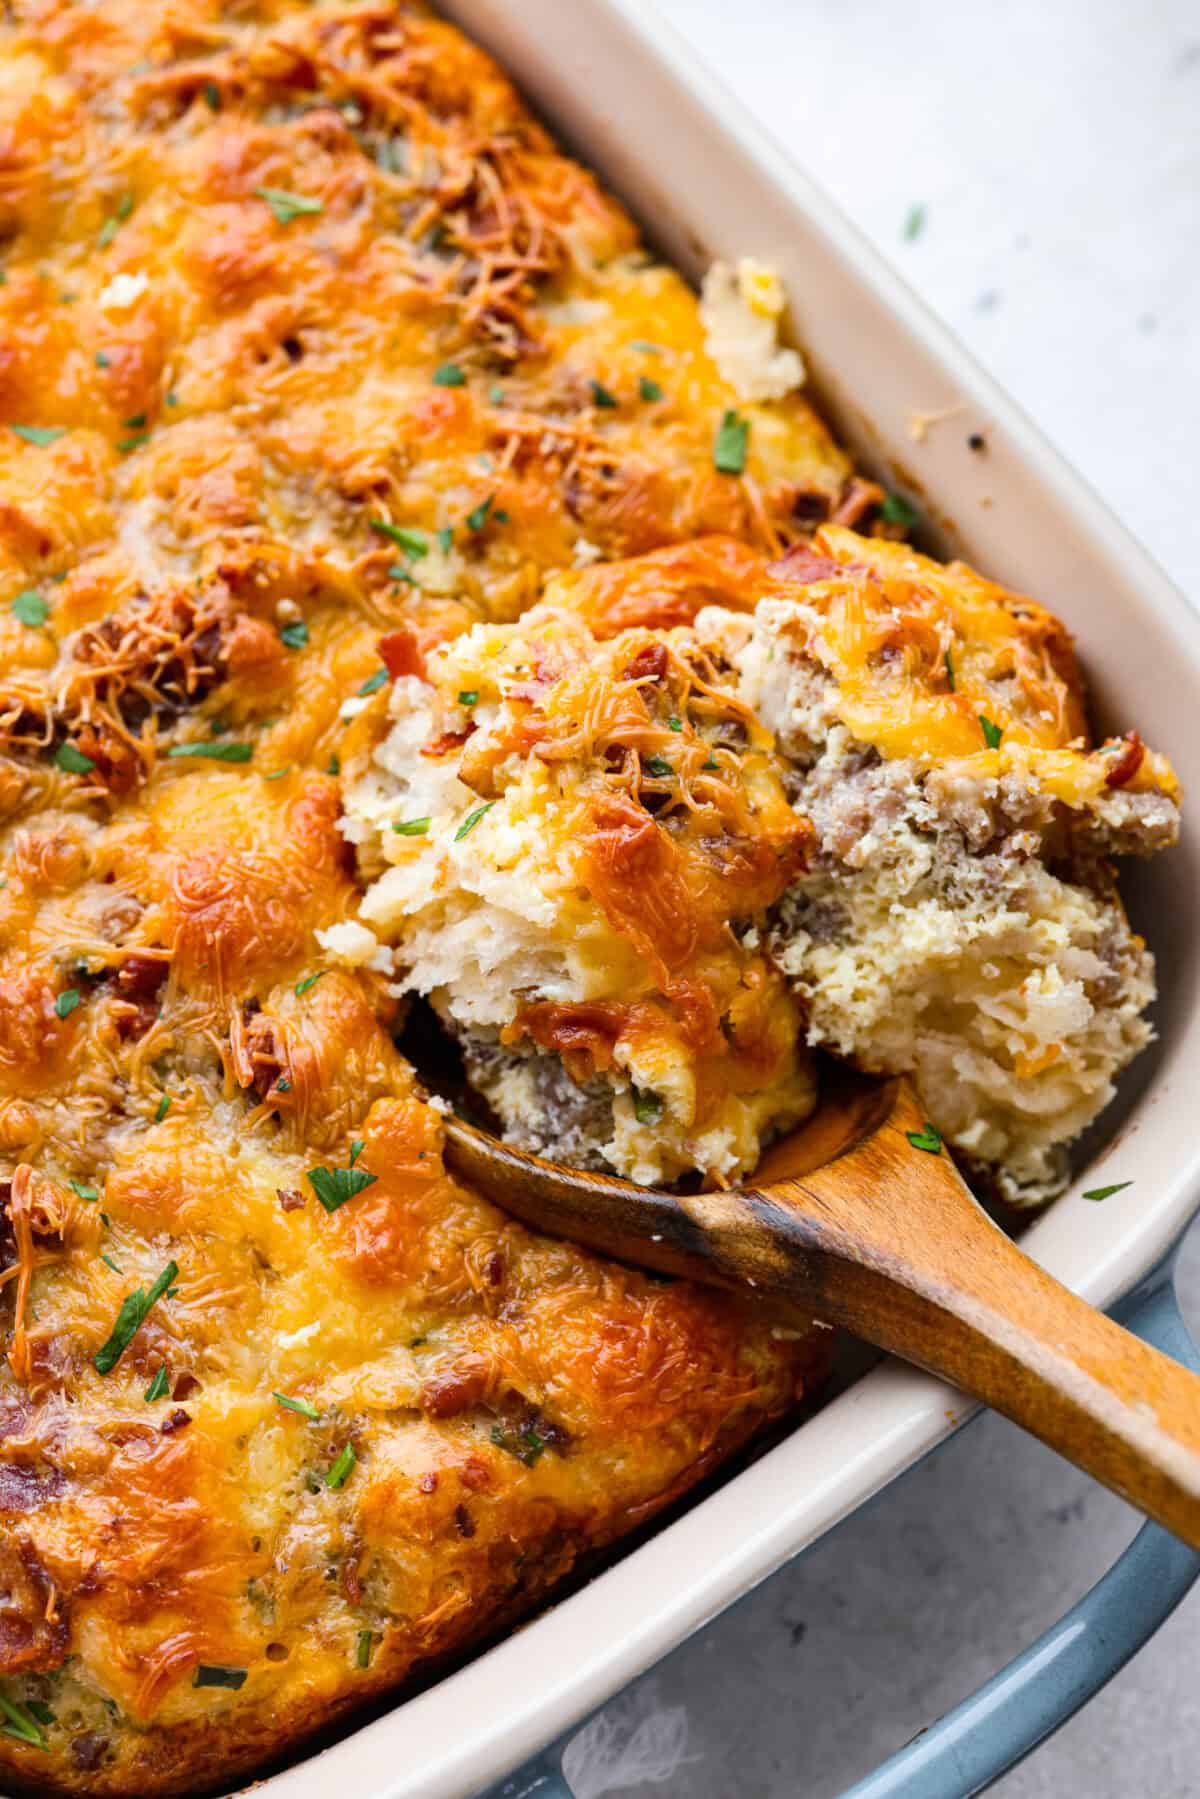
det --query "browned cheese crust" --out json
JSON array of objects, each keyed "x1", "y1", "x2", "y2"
[{"x1": 0, "y1": 1, "x2": 836, "y2": 1791}]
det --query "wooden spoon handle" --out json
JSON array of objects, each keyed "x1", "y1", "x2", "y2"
[{"x1": 761, "y1": 1083, "x2": 1200, "y2": 1548}]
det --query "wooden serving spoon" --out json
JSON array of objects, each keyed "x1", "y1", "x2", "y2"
[{"x1": 442, "y1": 1065, "x2": 1200, "y2": 1549}]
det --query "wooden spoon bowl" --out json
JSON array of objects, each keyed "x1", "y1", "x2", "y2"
[{"x1": 443, "y1": 1066, "x2": 1200, "y2": 1548}]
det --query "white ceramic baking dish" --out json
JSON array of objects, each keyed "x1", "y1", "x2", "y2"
[{"x1": 248, "y1": 4, "x2": 1200, "y2": 1794}]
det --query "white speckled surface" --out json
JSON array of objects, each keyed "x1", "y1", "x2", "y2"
[{"x1": 558, "y1": 2, "x2": 1200, "y2": 1793}]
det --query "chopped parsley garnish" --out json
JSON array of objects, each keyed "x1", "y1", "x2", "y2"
[
  {"x1": 11, "y1": 589, "x2": 48, "y2": 628},
  {"x1": 279, "y1": 619, "x2": 309, "y2": 649},
  {"x1": 326, "y1": 753, "x2": 341, "y2": 776},
  {"x1": 100, "y1": 1253, "x2": 122, "y2": 1275},
  {"x1": 630, "y1": 340, "x2": 662, "y2": 354},
  {"x1": 436, "y1": 526, "x2": 454, "y2": 555},
  {"x1": 358, "y1": 668, "x2": 388, "y2": 697},
  {"x1": 349, "y1": 1140, "x2": 364, "y2": 1167},
  {"x1": 979, "y1": 714, "x2": 1003, "y2": 750},
  {"x1": 713, "y1": 409, "x2": 748, "y2": 475},
  {"x1": 880, "y1": 491, "x2": 920, "y2": 529},
  {"x1": 465, "y1": 494, "x2": 496, "y2": 532},
  {"x1": 117, "y1": 432, "x2": 150, "y2": 454},
  {"x1": 388, "y1": 565, "x2": 415, "y2": 585},
  {"x1": 97, "y1": 194, "x2": 134, "y2": 248},
  {"x1": 903, "y1": 203, "x2": 927, "y2": 242},
  {"x1": 643, "y1": 755, "x2": 673, "y2": 778},
  {"x1": 701, "y1": 754, "x2": 720, "y2": 771},
  {"x1": 633, "y1": 1088, "x2": 663, "y2": 1126},
  {"x1": 55, "y1": 742, "x2": 95, "y2": 775},
  {"x1": 1082, "y1": 1181, "x2": 1132, "y2": 1202},
  {"x1": 193, "y1": 1665, "x2": 247, "y2": 1691},
  {"x1": 457, "y1": 689, "x2": 478, "y2": 707},
  {"x1": 432, "y1": 362, "x2": 466, "y2": 386},
  {"x1": 488, "y1": 384, "x2": 505, "y2": 406},
  {"x1": 0, "y1": 1687, "x2": 48, "y2": 1751},
  {"x1": 370, "y1": 519, "x2": 429, "y2": 558},
  {"x1": 93, "y1": 1259, "x2": 178, "y2": 1374},
  {"x1": 590, "y1": 378, "x2": 618, "y2": 409},
  {"x1": 23, "y1": 1700, "x2": 54, "y2": 1729},
  {"x1": 326, "y1": 1442, "x2": 357, "y2": 1489},
  {"x1": 11, "y1": 424, "x2": 66, "y2": 447},
  {"x1": 906, "y1": 1122, "x2": 943, "y2": 1154},
  {"x1": 295, "y1": 970, "x2": 326, "y2": 997},
  {"x1": 273, "y1": 1391, "x2": 320, "y2": 1420},
  {"x1": 490, "y1": 1423, "x2": 544, "y2": 1467},
  {"x1": 203, "y1": 79, "x2": 221, "y2": 110},
  {"x1": 54, "y1": 988, "x2": 81, "y2": 1020},
  {"x1": 639, "y1": 376, "x2": 664, "y2": 403},
  {"x1": 144, "y1": 1365, "x2": 169, "y2": 1403},
  {"x1": 69, "y1": 1179, "x2": 99, "y2": 1201},
  {"x1": 155, "y1": 1094, "x2": 171, "y2": 1122},
  {"x1": 124, "y1": 412, "x2": 146, "y2": 429},
  {"x1": 454, "y1": 801, "x2": 494, "y2": 841},
  {"x1": 264, "y1": 766, "x2": 292, "y2": 781},
  {"x1": 95, "y1": 350, "x2": 111, "y2": 368},
  {"x1": 307, "y1": 1161, "x2": 377, "y2": 1214},
  {"x1": 355, "y1": 1629, "x2": 374, "y2": 1669},
  {"x1": 667, "y1": 716, "x2": 682, "y2": 732},
  {"x1": 944, "y1": 649, "x2": 956, "y2": 691},
  {"x1": 166, "y1": 390, "x2": 179, "y2": 407},
  {"x1": 167, "y1": 739, "x2": 254, "y2": 762},
  {"x1": 393, "y1": 816, "x2": 431, "y2": 836},
  {"x1": 255, "y1": 186, "x2": 323, "y2": 225}
]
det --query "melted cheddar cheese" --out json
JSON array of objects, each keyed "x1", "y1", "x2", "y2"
[{"x1": 0, "y1": 2, "x2": 842, "y2": 1790}]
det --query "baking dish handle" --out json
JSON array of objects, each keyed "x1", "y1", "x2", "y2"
[
  {"x1": 836, "y1": 1256, "x2": 1200, "y2": 1798},
  {"x1": 481, "y1": 1252, "x2": 1200, "y2": 1799}
]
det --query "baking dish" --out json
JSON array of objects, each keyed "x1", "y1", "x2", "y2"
[{"x1": 242, "y1": 2, "x2": 1200, "y2": 1794}]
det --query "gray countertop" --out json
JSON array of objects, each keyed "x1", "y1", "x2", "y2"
[{"x1": 558, "y1": 3, "x2": 1200, "y2": 1793}]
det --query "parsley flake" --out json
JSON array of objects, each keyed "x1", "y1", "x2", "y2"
[
  {"x1": 457, "y1": 689, "x2": 479, "y2": 707},
  {"x1": 454, "y1": 801, "x2": 494, "y2": 841},
  {"x1": 308, "y1": 1162, "x2": 377, "y2": 1214},
  {"x1": 903, "y1": 203, "x2": 927, "y2": 242},
  {"x1": 155, "y1": 1094, "x2": 171, "y2": 1123},
  {"x1": 713, "y1": 409, "x2": 748, "y2": 475},
  {"x1": 370, "y1": 520, "x2": 429, "y2": 558},
  {"x1": 488, "y1": 384, "x2": 505, "y2": 406},
  {"x1": 95, "y1": 350, "x2": 111, "y2": 368},
  {"x1": 55, "y1": 988, "x2": 81, "y2": 1019},
  {"x1": 279, "y1": 620, "x2": 309, "y2": 649},
  {"x1": 55, "y1": 742, "x2": 95, "y2": 775},
  {"x1": 12, "y1": 424, "x2": 66, "y2": 447},
  {"x1": 979, "y1": 714, "x2": 1003, "y2": 750},
  {"x1": 93, "y1": 1259, "x2": 178, "y2": 1374},
  {"x1": 436, "y1": 526, "x2": 454, "y2": 555},
  {"x1": 644, "y1": 755, "x2": 673, "y2": 778},
  {"x1": 193, "y1": 1665, "x2": 247, "y2": 1691},
  {"x1": 167, "y1": 740, "x2": 253, "y2": 762},
  {"x1": 433, "y1": 362, "x2": 466, "y2": 387},
  {"x1": 630, "y1": 340, "x2": 662, "y2": 354},
  {"x1": 633, "y1": 1088, "x2": 663, "y2": 1125},
  {"x1": 203, "y1": 79, "x2": 221, "y2": 110},
  {"x1": 490, "y1": 1423, "x2": 544, "y2": 1467},
  {"x1": 1082, "y1": 1181, "x2": 1132, "y2": 1202},
  {"x1": 0, "y1": 1688, "x2": 48, "y2": 1751},
  {"x1": 145, "y1": 1365, "x2": 169, "y2": 1403},
  {"x1": 639, "y1": 376, "x2": 664, "y2": 402},
  {"x1": 273, "y1": 1391, "x2": 320, "y2": 1420},
  {"x1": 264, "y1": 766, "x2": 292, "y2": 781},
  {"x1": 590, "y1": 379, "x2": 618, "y2": 409},
  {"x1": 393, "y1": 816, "x2": 431, "y2": 836},
  {"x1": 667, "y1": 716, "x2": 682, "y2": 732},
  {"x1": 906, "y1": 1122, "x2": 943, "y2": 1154},
  {"x1": 355, "y1": 1629, "x2": 374, "y2": 1669},
  {"x1": 295, "y1": 971, "x2": 325, "y2": 997},
  {"x1": 69, "y1": 1179, "x2": 99, "y2": 1202},
  {"x1": 118, "y1": 432, "x2": 150, "y2": 454},
  {"x1": 100, "y1": 1253, "x2": 122, "y2": 1275},
  {"x1": 881, "y1": 491, "x2": 920, "y2": 529},
  {"x1": 255, "y1": 186, "x2": 323, "y2": 225},
  {"x1": 944, "y1": 649, "x2": 956, "y2": 691},
  {"x1": 12, "y1": 590, "x2": 48, "y2": 628},
  {"x1": 465, "y1": 494, "x2": 496, "y2": 532},
  {"x1": 326, "y1": 1442, "x2": 357, "y2": 1488}
]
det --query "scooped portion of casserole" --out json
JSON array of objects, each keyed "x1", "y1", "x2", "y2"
[
  {"x1": 334, "y1": 597, "x2": 816, "y2": 1186},
  {"x1": 344, "y1": 530, "x2": 1179, "y2": 1204}
]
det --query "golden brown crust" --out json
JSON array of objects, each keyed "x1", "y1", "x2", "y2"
[{"x1": 0, "y1": 1, "x2": 834, "y2": 1791}]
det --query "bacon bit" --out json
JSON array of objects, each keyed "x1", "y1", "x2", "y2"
[
  {"x1": 420, "y1": 1355, "x2": 492, "y2": 1419},
  {"x1": 159, "y1": 1408, "x2": 191, "y2": 1435},
  {"x1": 277, "y1": 1188, "x2": 305, "y2": 1212},
  {"x1": 621, "y1": 642, "x2": 668, "y2": 684},
  {"x1": 458, "y1": 1455, "x2": 492, "y2": 1492},
  {"x1": 454, "y1": 1504, "x2": 476, "y2": 1538},
  {"x1": 421, "y1": 727, "x2": 473, "y2": 759},
  {"x1": 113, "y1": 951, "x2": 169, "y2": 1041},
  {"x1": 1104, "y1": 731, "x2": 1145, "y2": 788},
  {"x1": 378, "y1": 627, "x2": 427, "y2": 681},
  {"x1": 767, "y1": 543, "x2": 844, "y2": 585}
]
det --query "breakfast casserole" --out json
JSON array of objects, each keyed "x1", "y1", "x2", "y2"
[{"x1": 0, "y1": 0, "x2": 1179, "y2": 1794}]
